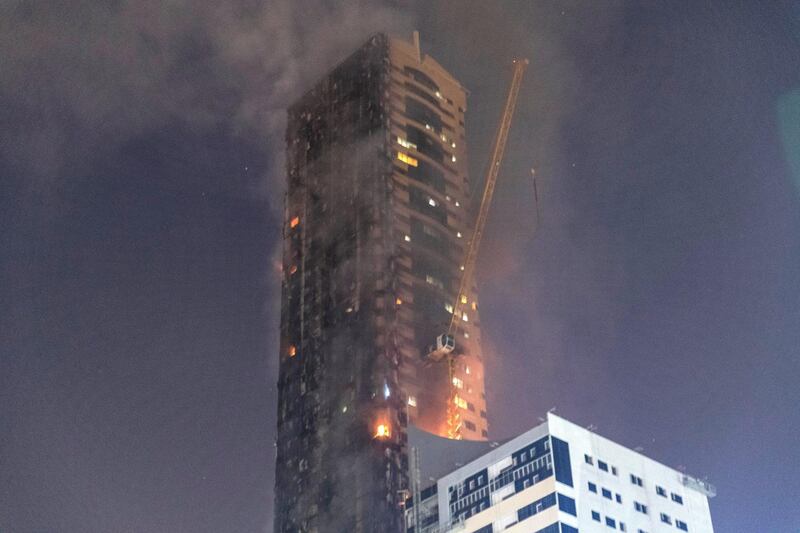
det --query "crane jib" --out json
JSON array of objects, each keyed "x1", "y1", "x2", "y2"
[{"x1": 446, "y1": 59, "x2": 528, "y2": 338}]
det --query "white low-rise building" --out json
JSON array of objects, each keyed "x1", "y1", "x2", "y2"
[{"x1": 406, "y1": 413, "x2": 714, "y2": 533}]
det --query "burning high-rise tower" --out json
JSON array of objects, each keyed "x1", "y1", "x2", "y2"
[{"x1": 274, "y1": 32, "x2": 488, "y2": 532}]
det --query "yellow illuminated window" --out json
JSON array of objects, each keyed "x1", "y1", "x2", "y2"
[
  {"x1": 397, "y1": 152, "x2": 418, "y2": 167},
  {"x1": 460, "y1": 295, "x2": 468, "y2": 304},
  {"x1": 454, "y1": 395, "x2": 468, "y2": 409},
  {"x1": 407, "y1": 396, "x2": 417, "y2": 407},
  {"x1": 290, "y1": 216, "x2": 300, "y2": 228},
  {"x1": 396, "y1": 298, "x2": 403, "y2": 305},
  {"x1": 452, "y1": 377, "x2": 464, "y2": 389},
  {"x1": 461, "y1": 312, "x2": 469, "y2": 322},
  {"x1": 471, "y1": 302, "x2": 478, "y2": 311},
  {"x1": 444, "y1": 303, "x2": 454, "y2": 314},
  {"x1": 288, "y1": 345, "x2": 297, "y2": 357}
]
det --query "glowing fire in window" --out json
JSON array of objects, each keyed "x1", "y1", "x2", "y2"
[{"x1": 374, "y1": 423, "x2": 391, "y2": 439}]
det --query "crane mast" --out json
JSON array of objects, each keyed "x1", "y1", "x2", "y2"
[{"x1": 426, "y1": 58, "x2": 527, "y2": 439}]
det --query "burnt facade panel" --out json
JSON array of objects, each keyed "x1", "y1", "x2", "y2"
[{"x1": 275, "y1": 32, "x2": 488, "y2": 533}]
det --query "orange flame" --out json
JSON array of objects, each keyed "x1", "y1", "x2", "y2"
[{"x1": 374, "y1": 423, "x2": 391, "y2": 439}]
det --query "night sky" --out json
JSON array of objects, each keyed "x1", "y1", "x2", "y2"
[{"x1": 2, "y1": 2, "x2": 799, "y2": 532}]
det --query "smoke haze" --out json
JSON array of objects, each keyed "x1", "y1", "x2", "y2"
[{"x1": 2, "y1": 2, "x2": 799, "y2": 532}]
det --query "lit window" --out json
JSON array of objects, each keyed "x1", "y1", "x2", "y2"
[
  {"x1": 451, "y1": 155, "x2": 457, "y2": 163},
  {"x1": 396, "y1": 298, "x2": 403, "y2": 305},
  {"x1": 454, "y1": 396, "x2": 468, "y2": 409},
  {"x1": 444, "y1": 303, "x2": 454, "y2": 314},
  {"x1": 456, "y1": 231, "x2": 462, "y2": 238},
  {"x1": 460, "y1": 295, "x2": 468, "y2": 304},
  {"x1": 425, "y1": 124, "x2": 431, "y2": 130},
  {"x1": 452, "y1": 377, "x2": 464, "y2": 389},
  {"x1": 289, "y1": 265, "x2": 297, "y2": 275},
  {"x1": 471, "y1": 301, "x2": 477, "y2": 311},
  {"x1": 463, "y1": 332, "x2": 469, "y2": 339},
  {"x1": 465, "y1": 365, "x2": 471, "y2": 375},
  {"x1": 290, "y1": 216, "x2": 300, "y2": 228},
  {"x1": 427, "y1": 197, "x2": 438, "y2": 207},
  {"x1": 451, "y1": 142, "x2": 456, "y2": 148},
  {"x1": 461, "y1": 312, "x2": 468, "y2": 322},
  {"x1": 288, "y1": 345, "x2": 297, "y2": 357},
  {"x1": 397, "y1": 136, "x2": 417, "y2": 150},
  {"x1": 404, "y1": 234, "x2": 411, "y2": 242},
  {"x1": 455, "y1": 200, "x2": 460, "y2": 207},
  {"x1": 397, "y1": 152, "x2": 418, "y2": 167},
  {"x1": 407, "y1": 396, "x2": 417, "y2": 407},
  {"x1": 435, "y1": 90, "x2": 442, "y2": 98}
]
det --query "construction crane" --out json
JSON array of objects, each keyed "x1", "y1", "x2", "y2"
[{"x1": 425, "y1": 58, "x2": 528, "y2": 439}]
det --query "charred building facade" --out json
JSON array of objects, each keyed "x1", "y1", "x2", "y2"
[{"x1": 274, "y1": 33, "x2": 488, "y2": 532}]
